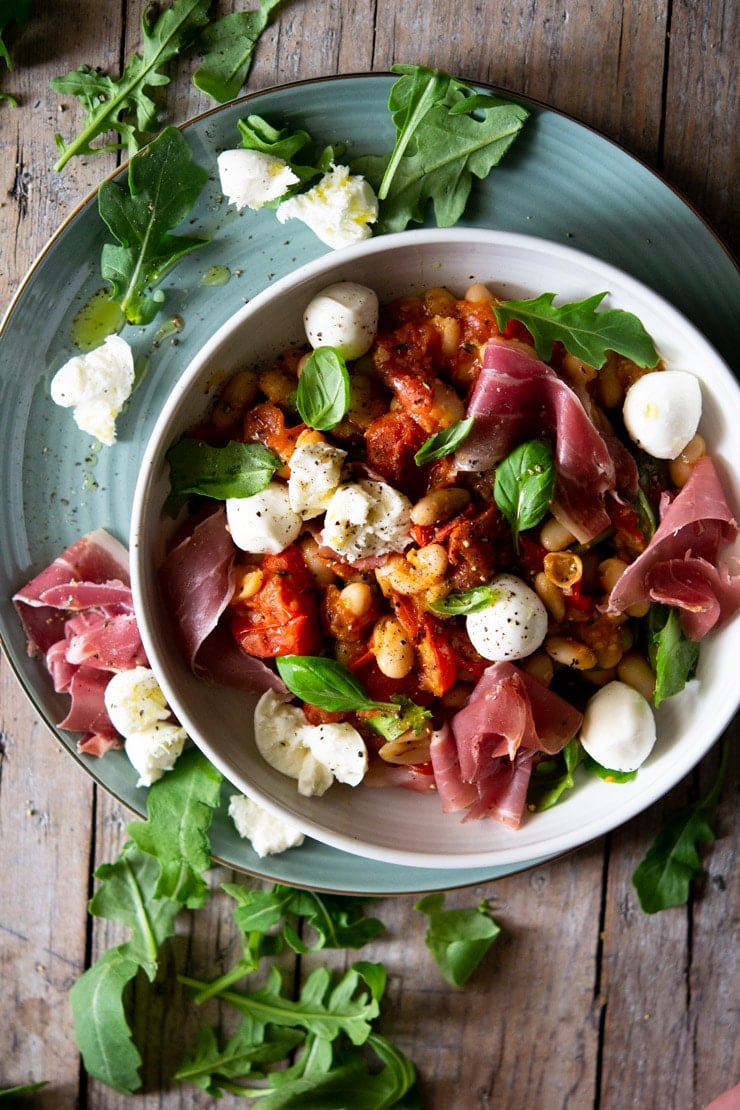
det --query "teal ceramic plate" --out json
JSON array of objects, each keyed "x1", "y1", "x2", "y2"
[{"x1": 1, "y1": 74, "x2": 737, "y2": 894}]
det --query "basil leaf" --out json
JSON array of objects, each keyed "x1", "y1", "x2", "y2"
[
  {"x1": 276, "y1": 655, "x2": 396, "y2": 714},
  {"x1": 428, "y1": 584, "x2": 499, "y2": 616},
  {"x1": 295, "y1": 347, "x2": 350, "y2": 431},
  {"x1": 166, "y1": 438, "x2": 280, "y2": 499},
  {"x1": 493, "y1": 438, "x2": 555, "y2": 545},
  {"x1": 414, "y1": 416, "x2": 474, "y2": 465},
  {"x1": 492, "y1": 291, "x2": 659, "y2": 370},
  {"x1": 648, "y1": 605, "x2": 699, "y2": 706}
]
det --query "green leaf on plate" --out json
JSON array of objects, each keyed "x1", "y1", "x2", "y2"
[
  {"x1": 295, "y1": 347, "x2": 351, "y2": 431},
  {"x1": 98, "y1": 126, "x2": 209, "y2": 325},
  {"x1": 166, "y1": 437, "x2": 281, "y2": 500}
]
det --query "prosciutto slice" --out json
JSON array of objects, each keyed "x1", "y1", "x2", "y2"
[
  {"x1": 431, "y1": 662, "x2": 583, "y2": 828},
  {"x1": 159, "y1": 506, "x2": 285, "y2": 693},
  {"x1": 455, "y1": 339, "x2": 618, "y2": 542},
  {"x1": 13, "y1": 530, "x2": 144, "y2": 753},
  {"x1": 606, "y1": 456, "x2": 740, "y2": 638}
]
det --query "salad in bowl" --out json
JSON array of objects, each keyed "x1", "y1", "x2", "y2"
[{"x1": 130, "y1": 229, "x2": 740, "y2": 868}]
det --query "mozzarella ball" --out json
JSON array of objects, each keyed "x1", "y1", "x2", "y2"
[
  {"x1": 226, "y1": 482, "x2": 302, "y2": 554},
  {"x1": 465, "y1": 574, "x2": 549, "y2": 662},
  {"x1": 622, "y1": 370, "x2": 702, "y2": 459},
  {"x1": 303, "y1": 282, "x2": 379, "y2": 359},
  {"x1": 579, "y1": 681, "x2": 656, "y2": 772}
]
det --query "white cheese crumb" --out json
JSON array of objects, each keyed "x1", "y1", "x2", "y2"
[
  {"x1": 622, "y1": 369, "x2": 702, "y2": 459},
  {"x1": 322, "y1": 479, "x2": 412, "y2": 562},
  {"x1": 288, "y1": 439, "x2": 346, "y2": 518},
  {"x1": 228, "y1": 794, "x2": 305, "y2": 856},
  {"x1": 303, "y1": 282, "x2": 379, "y2": 359},
  {"x1": 217, "y1": 148, "x2": 299, "y2": 211},
  {"x1": 226, "y1": 481, "x2": 303, "y2": 554},
  {"x1": 50, "y1": 334, "x2": 135, "y2": 446},
  {"x1": 104, "y1": 666, "x2": 187, "y2": 787},
  {"x1": 276, "y1": 165, "x2": 378, "y2": 249},
  {"x1": 465, "y1": 574, "x2": 549, "y2": 662},
  {"x1": 254, "y1": 689, "x2": 368, "y2": 797},
  {"x1": 579, "y1": 681, "x2": 657, "y2": 772}
]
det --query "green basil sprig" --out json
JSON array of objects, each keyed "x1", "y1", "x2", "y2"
[
  {"x1": 295, "y1": 347, "x2": 350, "y2": 431},
  {"x1": 276, "y1": 655, "x2": 397, "y2": 714},
  {"x1": 414, "y1": 416, "x2": 474, "y2": 465},
  {"x1": 428, "y1": 584, "x2": 500, "y2": 616},
  {"x1": 166, "y1": 438, "x2": 281, "y2": 499},
  {"x1": 493, "y1": 438, "x2": 555, "y2": 546}
]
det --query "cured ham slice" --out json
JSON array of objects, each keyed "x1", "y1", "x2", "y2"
[
  {"x1": 606, "y1": 456, "x2": 740, "y2": 638},
  {"x1": 455, "y1": 338, "x2": 618, "y2": 542},
  {"x1": 159, "y1": 506, "x2": 285, "y2": 693},
  {"x1": 12, "y1": 530, "x2": 142, "y2": 754},
  {"x1": 431, "y1": 662, "x2": 583, "y2": 828}
]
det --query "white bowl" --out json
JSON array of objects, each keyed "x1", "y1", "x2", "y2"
[{"x1": 131, "y1": 228, "x2": 740, "y2": 869}]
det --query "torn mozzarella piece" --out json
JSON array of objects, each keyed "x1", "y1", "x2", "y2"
[
  {"x1": 288, "y1": 438, "x2": 346, "y2": 518},
  {"x1": 226, "y1": 481, "x2": 302, "y2": 554},
  {"x1": 303, "y1": 282, "x2": 379, "y2": 359},
  {"x1": 104, "y1": 666, "x2": 187, "y2": 787},
  {"x1": 579, "y1": 681, "x2": 656, "y2": 772},
  {"x1": 228, "y1": 794, "x2": 305, "y2": 857},
  {"x1": 253, "y1": 689, "x2": 368, "y2": 797},
  {"x1": 50, "y1": 334, "x2": 135, "y2": 446},
  {"x1": 276, "y1": 165, "x2": 378, "y2": 249},
  {"x1": 622, "y1": 369, "x2": 702, "y2": 459},
  {"x1": 217, "y1": 149, "x2": 299, "y2": 211},
  {"x1": 322, "y1": 479, "x2": 412, "y2": 562},
  {"x1": 465, "y1": 574, "x2": 548, "y2": 662}
]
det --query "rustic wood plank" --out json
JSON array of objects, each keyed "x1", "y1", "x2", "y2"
[{"x1": 662, "y1": 0, "x2": 739, "y2": 253}]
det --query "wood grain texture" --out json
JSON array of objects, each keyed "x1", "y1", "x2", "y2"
[{"x1": 0, "y1": 1, "x2": 737, "y2": 1107}]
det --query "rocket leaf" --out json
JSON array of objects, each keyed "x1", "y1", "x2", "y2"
[
  {"x1": 98, "y1": 126, "x2": 209, "y2": 325},
  {"x1": 492, "y1": 291, "x2": 660, "y2": 369},
  {"x1": 51, "y1": 0, "x2": 211, "y2": 169},
  {"x1": 193, "y1": 0, "x2": 283, "y2": 102}
]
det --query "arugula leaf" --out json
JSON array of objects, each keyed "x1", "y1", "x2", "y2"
[
  {"x1": 51, "y1": 0, "x2": 211, "y2": 170},
  {"x1": 428, "y1": 584, "x2": 501, "y2": 616},
  {"x1": 364, "y1": 696, "x2": 432, "y2": 743},
  {"x1": 276, "y1": 655, "x2": 398, "y2": 714},
  {"x1": 415, "y1": 893, "x2": 500, "y2": 987},
  {"x1": 0, "y1": 0, "x2": 32, "y2": 105},
  {"x1": 70, "y1": 948, "x2": 144, "y2": 1095},
  {"x1": 632, "y1": 737, "x2": 729, "y2": 913},
  {"x1": 355, "y1": 64, "x2": 528, "y2": 232},
  {"x1": 175, "y1": 1021, "x2": 305, "y2": 1094},
  {"x1": 493, "y1": 438, "x2": 555, "y2": 546},
  {"x1": 414, "y1": 416, "x2": 474, "y2": 465},
  {"x1": 70, "y1": 752, "x2": 222, "y2": 1094},
  {"x1": 166, "y1": 437, "x2": 281, "y2": 500},
  {"x1": 237, "y1": 114, "x2": 337, "y2": 190},
  {"x1": 98, "y1": 126, "x2": 209, "y2": 325},
  {"x1": 193, "y1": 0, "x2": 283, "y2": 102},
  {"x1": 648, "y1": 604, "x2": 699, "y2": 706},
  {"x1": 492, "y1": 292, "x2": 659, "y2": 369},
  {"x1": 582, "y1": 754, "x2": 637, "y2": 783},
  {"x1": 295, "y1": 347, "x2": 351, "y2": 430},
  {"x1": 0, "y1": 1082, "x2": 48, "y2": 1101},
  {"x1": 127, "y1": 748, "x2": 222, "y2": 908}
]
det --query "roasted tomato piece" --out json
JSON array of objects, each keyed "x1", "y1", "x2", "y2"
[
  {"x1": 242, "y1": 401, "x2": 306, "y2": 463},
  {"x1": 364, "y1": 410, "x2": 428, "y2": 494},
  {"x1": 446, "y1": 505, "x2": 514, "y2": 588},
  {"x1": 231, "y1": 545, "x2": 320, "y2": 658}
]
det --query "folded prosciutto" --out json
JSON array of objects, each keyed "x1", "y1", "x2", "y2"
[
  {"x1": 606, "y1": 455, "x2": 740, "y2": 639},
  {"x1": 455, "y1": 338, "x2": 621, "y2": 543},
  {"x1": 13, "y1": 529, "x2": 145, "y2": 755},
  {"x1": 158, "y1": 506, "x2": 285, "y2": 693},
  {"x1": 431, "y1": 662, "x2": 583, "y2": 828}
]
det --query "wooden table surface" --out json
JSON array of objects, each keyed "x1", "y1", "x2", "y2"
[{"x1": 1, "y1": 2, "x2": 737, "y2": 1107}]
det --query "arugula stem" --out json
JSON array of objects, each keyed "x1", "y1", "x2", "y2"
[
  {"x1": 123, "y1": 857, "x2": 159, "y2": 968},
  {"x1": 185, "y1": 958, "x2": 256, "y2": 1004},
  {"x1": 700, "y1": 734, "x2": 730, "y2": 812},
  {"x1": 378, "y1": 73, "x2": 443, "y2": 199}
]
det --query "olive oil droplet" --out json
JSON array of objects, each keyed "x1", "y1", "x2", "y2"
[
  {"x1": 201, "y1": 265, "x2": 231, "y2": 287},
  {"x1": 71, "y1": 289, "x2": 125, "y2": 351}
]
